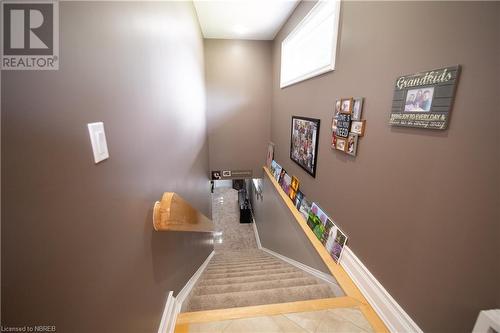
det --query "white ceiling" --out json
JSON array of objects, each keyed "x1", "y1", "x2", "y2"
[{"x1": 193, "y1": 0, "x2": 300, "y2": 40}]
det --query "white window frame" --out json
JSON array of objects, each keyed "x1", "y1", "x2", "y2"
[{"x1": 280, "y1": 0, "x2": 341, "y2": 88}]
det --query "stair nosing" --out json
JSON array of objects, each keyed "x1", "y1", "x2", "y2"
[
  {"x1": 193, "y1": 278, "x2": 321, "y2": 296},
  {"x1": 197, "y1": 271, "x2": 307, "y2": 286}
]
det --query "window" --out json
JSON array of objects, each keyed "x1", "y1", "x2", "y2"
[{"x1": 280, "y1": 0, "x2": 341, "y2": 88}]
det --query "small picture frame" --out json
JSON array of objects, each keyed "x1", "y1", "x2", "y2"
[
  {"x1": 335, "y1": 100, "x2": 341, "y2": 117},
  {"x1": 335, "y1": 137, "x2": 348, "y2": 152},
  {"x1": 351, "y1": 120, "x2": 366, "y2": 136},
  {"x1": 331, "y1": 117, "x2": 338, "y2": 132},
  {"x1": 352, "y1": 97, "x2": 364, "y2": 120},
  {"x1": 346, "y1": 133, "x2": 358, "y2": 156},
  {"x1": 340, "y1": 98, "x2": 353, "y2": 114},
  {"x1": 331, "y1": 134, "x2": 337, "y2": 149}
]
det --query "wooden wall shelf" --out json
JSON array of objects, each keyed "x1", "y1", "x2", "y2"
[
  {"x1": 262, "y1": 166, "x2": 389, "y2": 332},
  {"x1": 153, "y1": 192, "x2": 214, "y2": 232}
]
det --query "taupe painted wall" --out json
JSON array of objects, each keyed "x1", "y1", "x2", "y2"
[
  {"x1": 271, "y1": 2, "x2": 500, "y2": 332},
  {"x1": 252, "y1": 176, "x2": 331, "y2": 275},
  {"x1": 497, "y1": 5, "x2": 500, "y2": 310},
  {"x1": 205, "y1": 39, "x2": 272, "y2": 178},
  {"x1": 1, "y1": 2, "x2": 213, "y2": 332}
]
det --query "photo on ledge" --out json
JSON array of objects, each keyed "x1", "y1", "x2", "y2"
[
  {"x1": 266, "y1": 142, "x2": 275, "y2": 168},
  {"x1": 294, "y1": 190, "x2": 304, "y2": 209},
  {"x1": 272, "y1": 161, "x2": 282, "y2": 181},
  {"x1": 270, "y1": 160, "x2": 278, "y2": 175},
  {"x1": 298, "y1": 198, "x2": 312, "y2": 222},
  {"x1": 277, "y1": 168, "x2": 287, "y2": 187},
  {"x1": 280, "y1": 173, "x2": 291, "y2": 194},
  {"x1": 291, "y1": 176, "x2": 300, "y2": 192},
  {"x1": 325, "y1": 226, "x2": 348, "y2": 263},
  {"x1": 307, "y1": 203, "x2": 328, "y2": 235}
]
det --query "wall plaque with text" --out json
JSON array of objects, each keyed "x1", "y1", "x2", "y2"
[
  {"x1": 335, "y1": 114, "x2": 351, "y2": 138},
  {"x1": 211, "y1": 170, "x2": 253, "y2": 180},
  {"x1": 389, "y1": 65, "x2": 461, "y2": 130}
]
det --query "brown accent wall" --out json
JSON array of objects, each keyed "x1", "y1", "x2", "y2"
[
  {"x1": 1, "y1": 2, "x2": 213, "y2": 332},
  {"x1": 205, "y1": 39, "x2": 272, "y2": 178},
  {"x1": 252, "y1": 175, "x2": 331, "y2": 276},
  {"x1": 497, "y1": 4, "x2": 500, "y2": 310},
  {"x1": 271, "y1": 1, "x2": 500, "y2": 332}
]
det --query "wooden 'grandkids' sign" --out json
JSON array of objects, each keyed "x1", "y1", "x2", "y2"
[{"x1": 389, "y1": 65, "x2": 461, "y2": 130}]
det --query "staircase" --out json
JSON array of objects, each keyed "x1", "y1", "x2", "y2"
[{"x1": 181, "y1": 248, "x2": 342, "y2": 312}]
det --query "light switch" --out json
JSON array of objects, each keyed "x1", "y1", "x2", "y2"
[{"x1": 87, "y1": 122, "x2": 109, "y2": 163}]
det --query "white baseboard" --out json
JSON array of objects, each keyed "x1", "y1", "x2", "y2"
[
  {"x1": 252, "y1": 218, "x2": 262, "y2": 249},
  {"x1": 176, "y1": 250, "x2": 215, "y2": 304},
  {"x1": 473, "y1": 309, "x2": 500, "y2": 333},
  {"x1": 157, "y1": 250, "x2": 215, "y2": 333},
  {"x1": 340, "y1": 247, "x2": 423, "y2": 333},
  {"x1": 260, "y1": 246, "x2": 344, "y2": 297},
  {"x1": 157, "y1": 291, "x2": 176, "y2": 333},
  {"x1": 254, "y1": 210, "x2": 421, "y2": 332},
  {"x1": 254, "y1": 218, "x2": 341, "y2": 292}
]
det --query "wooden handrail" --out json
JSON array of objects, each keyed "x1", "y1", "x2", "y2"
[{"x1": 153, "y1": 192, "x2": 214, "y2": 232}]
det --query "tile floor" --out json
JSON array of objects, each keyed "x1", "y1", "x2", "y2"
[{"x1": 186, "y1": 307, "x2": 374, "y2": 333}]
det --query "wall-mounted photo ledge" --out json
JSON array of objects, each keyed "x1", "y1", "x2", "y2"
[
  {"x1": 262, "y1": 166, "x2": 389, "y2": 332},
  {"x1": 153, "y1": 192, "x2": 214, "y2": 232}
]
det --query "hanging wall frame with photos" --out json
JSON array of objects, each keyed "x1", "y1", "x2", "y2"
[
  {"x1": 389, "y1": 65, "x2": 461, "y2": 130},
  {"x1": 290, "y1": 116, "x2": 320, "y2": 178},
  {"x1": 331, "y1": 97, "x2": 367, "y2": 157}
]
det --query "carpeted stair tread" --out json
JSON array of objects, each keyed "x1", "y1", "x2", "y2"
[
  {"x1": 192, "y1": 277, "x2": 321, "y2": 296},
  {"x1": 205, "y1": 262, "x2": 289, "y2": 274},
  {"x1": 180, "y1": 249, "x2": 340, "y2": 313},
  {"x1": 209, "y1": 257, "x2": 277, "y2": 267},
  {"x1": 211, "y1": 254, "x2": 272, "y2": 260},
  {"x1": 186, "y1": 284, "x2": 335, "y2": 311},
  {"x1": 211, "y1": 252, "x2": 273, "y2": 259},
  {"x1": 196, "y1": 271, "x2": 308, "y2": 287},
  {"x1": 202, "y1": 266, "x2": 300, "y2": 280},
  {"x1": 207, "y1": 260, "x2": 279, "y2": 269}
]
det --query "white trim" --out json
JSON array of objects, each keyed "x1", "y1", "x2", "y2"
[
  {"x1": 252, "y1": 218, "x2": 262, "y2": 249},
  {"x1": 260, "y1": 247, "x2": 343, "y2": 293},
  {"x1": 254, "y1": 219, "x2": 342, "y2": 295},
  {"x1": 472, "y1": 309, "x2": 500, "y2": 333},
  {"x1": 280, "y1": 0, "x2": 341, "y2": 88},
  {"x1": 157, "y1": 291, "x2": 176, "y2": 333},
  {"x1": 157, "y1": 250, "x2": 215, "y2": 333},
  {"x1": 176, "y1": 250, "x2": 215, "y2": 304},
  {"x1": 340, "y1": 247, "x2": 423, "y2": 333}
]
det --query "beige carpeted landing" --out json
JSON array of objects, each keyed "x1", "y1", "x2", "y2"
[{"x1": 181, "y1": 249, "x2": 342, "y2": 312}]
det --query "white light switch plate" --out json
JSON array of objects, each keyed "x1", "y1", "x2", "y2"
[{"x1": 87, "y1": 122, "x2": 109, "y2": 163}]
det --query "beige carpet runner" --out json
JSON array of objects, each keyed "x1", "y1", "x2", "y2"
[{"x1": 182, "y1": 249, "x2": 341, "y2": 312}]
